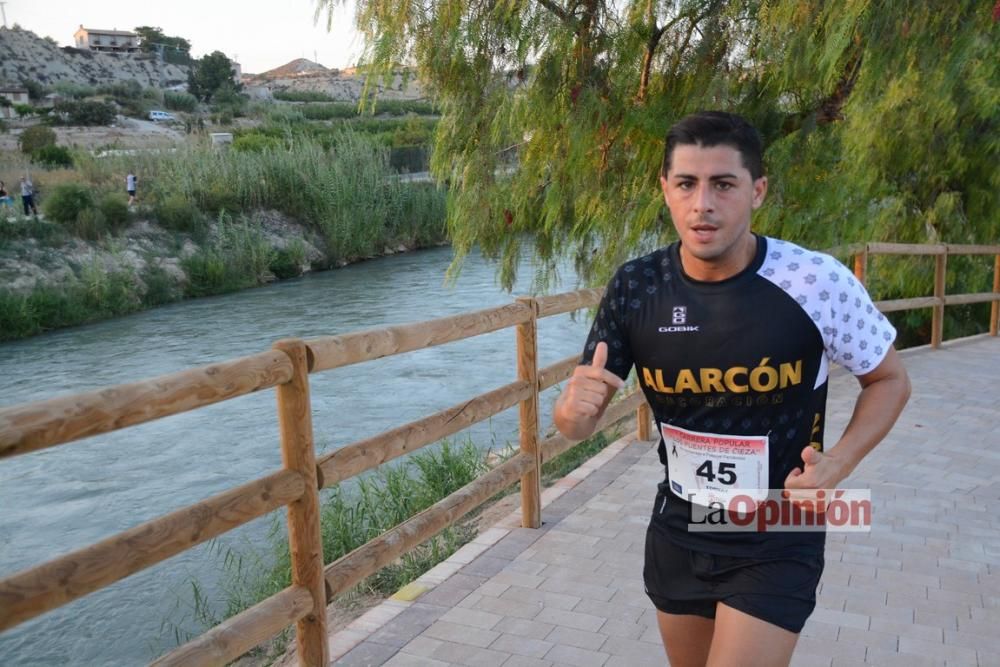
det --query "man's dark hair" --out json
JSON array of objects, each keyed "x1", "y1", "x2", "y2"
[{"x1": 660, "y1": 111, "x2": 764, "y2": 180}]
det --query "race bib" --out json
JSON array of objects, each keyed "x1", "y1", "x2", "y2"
[{"x1": 662, "y1": 423, "x2": 769, "y2": 507}]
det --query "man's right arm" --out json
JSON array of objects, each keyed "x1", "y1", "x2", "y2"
[{"x1": 553, "y1": 341, "x2": 625, "y2": 441}]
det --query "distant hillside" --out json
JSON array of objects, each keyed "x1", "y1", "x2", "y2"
[
  {"x1": 246, "y1": 58, "x2": 426, "y2": 103},
  {"x1": 257, "y1": 58, "x2": 330, "y2": 79},
  {"x1": 0, "y1": 26, "x2": 188, "y2": 89}
]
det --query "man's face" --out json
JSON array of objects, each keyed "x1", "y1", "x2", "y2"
[{"x1": 660, "y1": 143, "x2": 767, "y2": 278}]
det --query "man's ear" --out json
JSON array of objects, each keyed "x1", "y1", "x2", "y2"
[
  {"x1": 660, "y1": 175, "x2": 670, "y2": 200},
  {"x1": 752, "y1": 176, "x2": 768, "y2": 209}
]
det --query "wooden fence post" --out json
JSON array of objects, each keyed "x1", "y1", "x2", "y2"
[
  {"x1": 932, "y1": 250, "x2": 947, "y2": 349},
  {"x1": 853, "y1": 246, "x2": 868, "y2": 285},
  {"x1": 516, "y1": 297, "x2": 542, "y2": 529},
  {"x1": 991, "y1": 254, "x2": 999, "y2": 337},
  {"x1": 636, "y1": 401, "x2": 652, "y2": 441},
  {"x1": 273, "y1": 339, "x2": 328, "y2": 667}
]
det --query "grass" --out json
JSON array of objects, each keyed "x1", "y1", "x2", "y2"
[{"x1": 160, "y1": 426, "x2": 622, "y2": 662}]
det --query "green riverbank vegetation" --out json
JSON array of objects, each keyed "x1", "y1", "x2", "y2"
[
  {"x1": 0, "y1": 131, "x2": 446, "y2": 341},
  {"x1": 162, "y1": 426, "x2": 616, "y2": 663}
]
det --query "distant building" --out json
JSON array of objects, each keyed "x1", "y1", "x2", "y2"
[
  {"x1": 0, "y1": 86, "x2": 29, "y2": 119},
  {"x1": 73, "y1": 26, "x2": 140, "y2": 53}
]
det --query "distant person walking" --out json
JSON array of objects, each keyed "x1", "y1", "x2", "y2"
[
  {"x1": 20, "y1": 176, "x2": 38, "y2": 216},
  {"x1": 126, "y1": 171, "x2": 138, "y2": 206},
  {"x1": 0, "y1": 181, "x2": 14, "y2": 211}
]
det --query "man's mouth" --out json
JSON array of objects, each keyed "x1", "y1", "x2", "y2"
[{"x1": 690, "y1": 224, "x2": 718, "y2": 241}]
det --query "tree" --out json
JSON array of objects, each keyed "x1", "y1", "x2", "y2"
[
  {"x1": 18, "y1": 125, "x2": 57, "y2": 154},
  {"x1": 134, "y1": 26, "x2": 193, "y2": 65},
  {"x1": 188, "y1": 51, "x2": 242, "y2": 102},
  {"x1": 317, "y1": 1, "x2": 999, "y2": 289}
]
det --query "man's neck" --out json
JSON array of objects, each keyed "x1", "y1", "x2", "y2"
[{"x1": 679, "y1": 234, "x2": 758, "y2": 282}]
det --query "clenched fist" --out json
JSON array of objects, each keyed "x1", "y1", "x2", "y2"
[{"x1": 554, "y1": 341, "x2": 625, "y2": 440}]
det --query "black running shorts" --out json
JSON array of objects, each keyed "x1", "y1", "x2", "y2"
[{"x1": 643, "y1": 525, "x2": 823, "y2": 633}]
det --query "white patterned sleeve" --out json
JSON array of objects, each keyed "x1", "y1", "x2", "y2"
[{"x1": 823, "y1": 257, "x2": 897, "y2": 375}]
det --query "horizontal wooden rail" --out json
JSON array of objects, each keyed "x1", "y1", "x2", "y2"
[
  {"x1": 0, "y1": 350, "x2": 294, "y2": 460},
  {"x1": 536, "y1": 288, "x2": 603, "y2": 318},
  {"x1": 317, "y1": 379, "x2": 531, "y2": 488},
  {"x1": 944, "y1": 244, "x2": 1000, "y2": 255},
  {"x1": 324, "y1": 453, "x2": 534, "y2": 598},
  {"x1": 865, "y1": 242, "x2": 948, "y2": 255},
  {"x1": 540, "y1": 390, "x2": 644, "y2": 464},
  {"x1": 151, "y1": 585, "x2": 315, "y2": 667},
  {"x1": 305, "y1": 302, "x2": 532, "y2": 373},
  {"x1": 538, "y1": 354, "x2": 580, "y2": 391},
  {"x1": 0, "y1": 469, "x2": 305, "y2": 633},
  {"x1": 943, "y1": 292, "x2": 1000, "y2": 307},
  {"x1": 874, "y1": 296, "x2": 941, "y2": 313}
]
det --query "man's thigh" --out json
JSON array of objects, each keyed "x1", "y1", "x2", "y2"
[
  {"x1": 707, "y1": 603, "x2": 799, "y2": 667},
  {"x1": 657, "y1": 610, "x2": 714, "y2": 667}
]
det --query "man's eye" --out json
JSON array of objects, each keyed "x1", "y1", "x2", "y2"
[
  {"x1": 716, "y1": 182, "x2": 734, "y2": 191},
  {"x1": 678, "y1": 182, "x2": 694, "y2": 190}
]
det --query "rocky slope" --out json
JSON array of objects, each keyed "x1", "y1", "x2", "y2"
[
  {"x1": 0, "y1": 26, "x2": 188, "y2": 88},
  {"x1": 244, "y1": 59, "x2": 426, "y2": 102}
]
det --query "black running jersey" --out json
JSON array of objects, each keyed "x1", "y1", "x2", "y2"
[{"x1": 581, "y1": 235, "x2": 896, "y2": 557}]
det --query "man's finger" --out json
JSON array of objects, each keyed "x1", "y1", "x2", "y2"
[
  {"x1": 592, "y1": 341, "x2": 608, "y2": 370},
  {"x1": 801, "y1": 446, "x2": 822, "y2": 466}
]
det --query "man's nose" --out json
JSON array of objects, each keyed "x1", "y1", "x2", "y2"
[{"x1": 693, "y1": 183, "x2": 715, "y2": 213}]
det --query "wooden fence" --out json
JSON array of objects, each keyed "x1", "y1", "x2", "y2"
[{"x1": 0, "y1": 242, "x2": 997, "y2": 666}]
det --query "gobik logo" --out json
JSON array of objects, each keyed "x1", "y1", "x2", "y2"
[
  {"x1": 686, "y1": 489, "x2": 872, "y2": 532},
  {"x1": 659, "y1": 305, "x2": 700, "y2": 333}
]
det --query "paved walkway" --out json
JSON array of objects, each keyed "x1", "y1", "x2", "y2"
[{"x1": 328, "y1": 335, "x2": 1000, "y2": 666}]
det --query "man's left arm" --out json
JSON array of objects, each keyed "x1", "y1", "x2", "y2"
[{"x1": 785, "y1": 346, "x2": 911, "y2": 490}]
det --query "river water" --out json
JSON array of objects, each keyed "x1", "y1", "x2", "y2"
[{"x1": 0, "y1": 246, "x2": 596, "y2": 666}]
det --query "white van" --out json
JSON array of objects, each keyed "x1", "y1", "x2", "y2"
[{"x1": 149, "y1": 110, "x2": 176, "y2": 122}]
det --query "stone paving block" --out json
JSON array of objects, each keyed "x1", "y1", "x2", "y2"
[
  {"x1": 794, "y1": 637, "x2": 867, "y2": 663},
  {"x1": 474, "y1": 592, "x2": 544, "y2": 620},
  {"x1": 926, "y1": 587, "x2": 983, "y2": 607},
  {"x1": 463, "y1": 555, "x2": 514, "y2": 578},
  {"x1": 502, "y1": 584, "x2": 581, "y2": 611},
  {"x1": 605, "y1": 652, "x2": 666, "y2": 667},
  {"x1": 572, "y1": 597, "x2": 647, "y2": 622},
  {"x1": 397, "y1": 635, "x2": 444, "y2": 657},
  {"x1": 502, "y1": 655, "x2": 553, "y2": 667},
  {"x1": 835, "y1": 625, "x2": 899, "y2": 652},
  {"x1": 897, "y1": 635, "x2": 978, "y2": 664},
  {"x1": 912, "y1": 608, "x2": 958, "y2": 630},
  {"x1": 544, "y1": 643, "x2": 610, "y2": 667},
  {"x1": 598, "y1": 618, "x2": 645, "y2": 641},
  {"x1": 538, "y1": 576, "x2": 616, "y2": 602},
  {"x1": 599, "y1": 635, "x2": 664, "y2": 664},
  {"x1": 806, "y1": 607, "x2": 870, "y2": 631},
  {"x1": 790, "y1": 653, "x2": 833, "y2": 667},
  {"x1": 423, "y1": 619, "x2": 501, "y2": 648},
  {"x1": 536, "y1": 606, "x2": 608, "y2": 633},
  {"x1": 868, "y1": 618, "x2": 944, "y2": 642},
  {"x1": 382, "y1": 651, "x2": 450, "y2": 667},
  {"x1": 429, "y1": 639, "x2": 512, "y2": 666},
  {"x1": 843, "y1": 598, "x2": 913, "y2": 624},
  {"x1": 494, "y1": 615, "x2": 556, "y2": 640},
  {"x1": 440, "y1": 606, "x2": 504, "y2": 630},
  {"x1": 335, "y1": 640, "x2": 400, "y2": 666},
  {"x1": 545, "y1": 625, "x2": 607, "y2": 651},
  {"x1": 366, "y1": 602, "x2": 450, "y2": 648},
  {"x1": 860, "y1": 647, "x2": 945, "y2": 667},
  {"x1": 489, "y1": 633, "x2": 554, "y2": 659},
  {"x1": 800, "y1": 619, "x2": 840, "y2": 641}
]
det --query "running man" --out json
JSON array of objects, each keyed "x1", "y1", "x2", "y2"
[{"x1": 554, "y1": 111, "x2": 910, "y2": 666}]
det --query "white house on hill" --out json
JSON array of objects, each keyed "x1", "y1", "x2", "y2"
[{"x1": 73, "y1": 26, "x2": 140, "y2": 53}]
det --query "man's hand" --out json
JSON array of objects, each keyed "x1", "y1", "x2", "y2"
[
  {"x1": 783, "y1": 445, "x2": 850, "y2": 510},
  {"x1": 553, "y1": 342, "x2": 625, "y2": 440}
]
